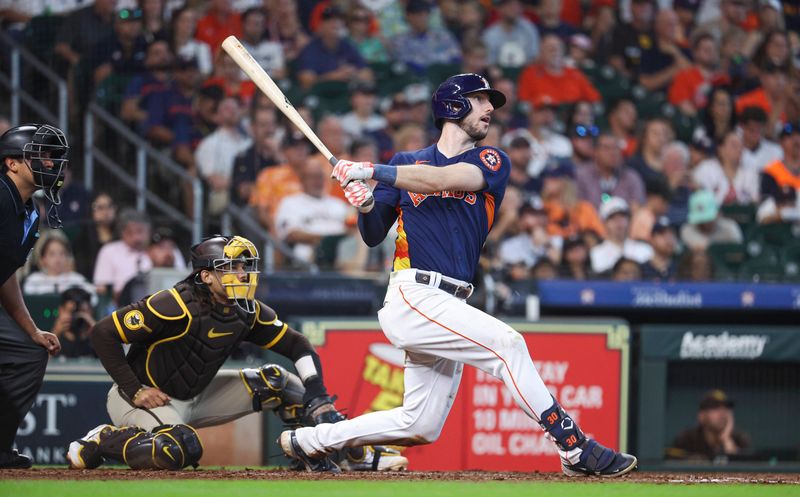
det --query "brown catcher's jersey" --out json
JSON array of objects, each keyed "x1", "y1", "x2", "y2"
[{"x1": 109, "y1": 281, "x2": 288, "y2": 400}]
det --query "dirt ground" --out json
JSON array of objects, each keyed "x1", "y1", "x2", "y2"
[{"x1": 2, "y1": 468, "x2": 799, "y2": 484}]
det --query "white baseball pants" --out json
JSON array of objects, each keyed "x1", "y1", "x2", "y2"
[{"x1": 293, "y1": 269, "x2": 556, "y2": 456}]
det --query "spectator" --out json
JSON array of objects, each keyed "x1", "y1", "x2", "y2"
[
  {"x1": 173, "y1": 81, "x2": 225, "y2": 173},
  {"x1": 627, "y1": 118, "x2": 674, "y2": 184},
  {"x1": 668, "y1": 32, "x2": 725, "y2": 116},
  {"x1": 590, "y1": 197, "x2": 653, "y2": 274},
  {"x1": 390, "y1": 0, "x2": 462, "y2": 75},
  {"x1": 661, "y1": 141, "x2": 694, "y2": 226},
  {"x1": 501, "y1": 94, "x2": 572, "y2": 178},
  {"x1": 566, "y1": 33, "x2": 594, "y2": 72},
  {"x1": 577, "y1": 133, "x2": 646, "y2": 210},
  {"x1": 296, "y1": 5, "x2": 370, "y2": 91},
  {"x1": 340, "y1": 81, "x2": 387, "y2": 139},
  {"x1": 93, "y1": 208, "x2": 153, "y2": 302},
  {"x1": 557, "y1": 234, "x2": 594, "y2": 280},
  {"x1": 50, "y1": 287, "x2": 96, "y2": 358},
  {"x1": 120, "y1": 39, "x2": 174, "y2": 130},
  {"x1": 317, "y1": 115, "x2": 350, "y2": 165},
  {"x1": 23, "y1": 235, "x2": 96, "y2": 299},
  {"x1": 680, "y1": 189, "x2": 744, "y2": 251},
  {"x1": 586, "y1": 3, "x2": 616, "y2": 59},
  {"x1": 231, "y1": 105, "x2": 281, "y2": 207},
  {"x1": 394, "y1": 123, "x2": 428, "y2": 153},
  {"x1": 460, "y1": 42, "x2": 494, "y2": 83},
  {"x1": 751, "y1": 30, "x2": 793, "y2": 71},
  {"x1": 607, "y1": 0, "x2": 655, "y2": 78},
  {"x1": 610, "y1": 257, "x2": 642, "y2": 281},
  {"x1": 264, "y1": 0, "x2": 310, "y2": 62},
  {"x1": 531, "y1": 257, "x2": 559, "y2": 280},
  {"x1": 251, "y1": 133, "x2": 312, "y2": 231},
  {"x1": 641, "y1": 216, "x2": 679, "y2": 282},
  {"x1": 54, "y1": 0, "x2": 116, "y2": 76},
  {"x1": 346, "y1": 5, "x2": 389, "y2": 64},
  {"x1": 499, "y1": 200, "x2": 561, "y2": 280},
  {"x1": 566, "y1": 101, "x2": 596, "y2": 129},
  {"x1": 196, "y1": 0, "x2": 242, "y2": 56},
  {"x1": 140, "y1": 0, "x2": 168, "y2": 43},
  {"x1": 169, "y1": 6, "x2": 213, "y2": 76},
  {"x1": 241, "y1": 7, "x2": 286, "y2": 79},
  {"x1": 756, "y1": 121, "x2": 800, "y2": 224},
  {"x1": 697, "y1": 0, "x2": 752, "y2": 45},
  {"x1": 668, "y1": 390, "x2": 751, "y2": 461},
  {"x1": 518, "y1": 34, "x2": 600, "y2": 108},
  {"x1": 674, "y1": 0, "x2": 701, "y2": 43},
  {"x1": 736, "y1": 61, "x2": 793, "y2": 134},
  {"x1": 630, "y1": 178, "x2": 672, "y2": 242},
  {"x1": 203, "y1": 52, "x2": 257, "y2": 104},
  {"x1": 73, "y1": 192, "x2": 117, "y2": 280},
  {"x1": 194, "y1": 96, "x2": 252, "y2": 215},
  {"x1": 541, "y1": 163, "x2": 606, "y2": 239},
  {"x1": 53, "y1": 168, "x2": 92, "y2": 241},
  {"x1": 606, "y1": 98, "x2": 639, "y2": 158},
  {"x1": 693, "y1": 130, "x2": 760, "y2": 206},
  {"x1": 506, "y1": 136, "x2": 540, "y2": 199},
  {"x1": 274, "y1": 156, "x2": 352, "y2": 264},
  {"x1": 487, "y1": 78, "x2": 525, "y2": 130},
  {"x1": 739, "y1": 106, "x2": 784, "y2": 173},
  {"x1": 676, "y1": 248, "x2": 715, "y2": 281},
  {"x1": 482, "y1": 0, "x2": 540, "y2": 68},
  {"x1": 690, "y1": 128, "x2": 716, "y2": 168},
  {"x1": 638, "y1": 8, "x2": 692, "y2": 93},
  {"x1": 144, "y1": 55, "x2": 200, "y2": 148},
  {"x1": 536, "y1": 0, "x2": 578, "y2": 41},
  {"x1": 147, "y1": 227, "x2": 186, "y2": 270},
  {"x1": 91, "y1": 8, "x2": 148, "y2": 107},
  {"x1": 700, "y1": 86, "x2": 737, "y2": 145}
]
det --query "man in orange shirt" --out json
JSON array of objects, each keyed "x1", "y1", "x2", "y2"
[
  {"x1": 251, "y1": 133, "x2": 310, "y2": 232},
  {"x1": 518, "y1": 33, "x2": 600, "y2": 107},
  {"x1": 736, "y1": 62, "x2": 792, "y2": 132},
  {"x1": 668, "y1": 33, "x2": 725, "y2": 116},
  {"x1": 196, "y1": 0, "x2": 242, "y2": 55}
]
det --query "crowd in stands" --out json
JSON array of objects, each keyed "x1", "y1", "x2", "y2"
[{"x1": 3, "y1": 0, "x2": 800, "y2": 350}]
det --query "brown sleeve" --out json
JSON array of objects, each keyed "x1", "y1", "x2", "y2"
[
  {"x1": 91, "y1": 289, "x2": 183, "y2": 398},
  {"x1": 90, "y1": 316, "x2": 143, "y2": 399},
  {"x1": 246, "y1": 301, "x2": 289, "y2": 349}
]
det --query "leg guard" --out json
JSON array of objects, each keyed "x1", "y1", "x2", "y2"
[
  {"x1": 240, "y1": 364, "x2": 306, "y2": 424},
  {"x1": 98, "y1": 424, "x2": 203, "y2": 470}
]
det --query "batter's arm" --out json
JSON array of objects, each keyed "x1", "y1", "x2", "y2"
[
  {"x1": 358, "y1": 201, "x2": 398, "y2": 247},
  {"x1": 389, "y1": 162, "x2": 487, "y2": 193}
]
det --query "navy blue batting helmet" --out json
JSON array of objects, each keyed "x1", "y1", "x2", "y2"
[{"x1": 432, "y1": 73, "x2": 506, "y2": 129}]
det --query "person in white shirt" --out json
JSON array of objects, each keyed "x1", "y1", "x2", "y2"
[
  {"x1": 590, "y1": 196, "x2": 654, "y2": 274},
  {"x1": 498, "y1": 199, "x2": 562, "y2": 279},
  {"x1": 275, "y1": 156, "x2": 352, "y2": 264},
  {"x1": 169, "y1": 6, "x2": 213, "y2": 76},
  {"x1": 194, "y1": 96, "x2": 252, "y2": 214},
  {"x1": 23, "y1": 234, "x2": 96, "y2": 300},
  {"x1": 482, "y1": 0, "x2": 540, "y2": 67},
  {"x1": 240, "y1": 7, "x2": 286, "y2": 79},
  {"x1": 738, "y1": 106, "x2": 783, "y2": 173},
  {"x1": 340, "y1": 80, "x2": 388, "y2": 139},
  {"x1": 693, "y1": 129, "x2": 759, "y2": 206}
]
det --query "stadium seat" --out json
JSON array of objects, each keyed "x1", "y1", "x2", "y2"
[
  {"x1": 738, "y1": 252, "x2": 783, "y2": 283},
  {"x1": 425, "y1": 63, "x2": 462, "y2": 88},
  {"x1": 746, "y1": 223, "x2": 798, "y2": 257},
  {"x1": 369, "y1": 61, "x2": 418, "y2": 97},
  {"x1": 707, "y1": 243, "x2": 748, "y2": 281},
  {"x1": 304, "y1": 81, "x2": 351, "y2": 118},
  {"x1": 632, "y1": 87, "x2": 667, "y2": 120},
  {"x1": 720, "y1": 204, "x2": 757, "y2": 234},
  {"x1": 589, "y1": 65, "x2": 632, "y2": 103}
]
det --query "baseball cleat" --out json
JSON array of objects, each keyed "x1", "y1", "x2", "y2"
[
  {"x1": 0, "y1": 449, "x2": 32, "y2": 469},
  {"x1": 560, "y1": 439, "x2": 637, "y2": 478},
  {"x1": 338, "y1": 446, "x2": 408, "y2": 472},
  {"x1": 278, "y1": 430, "x2": 340, "y2": 473},
  {"x1": 66, "y1": 424, "x2": 117, "y2": 469}
]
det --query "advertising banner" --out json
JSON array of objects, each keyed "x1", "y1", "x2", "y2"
[{"x1": 301, "y1": 319, "x2": 630, "y2": 472}]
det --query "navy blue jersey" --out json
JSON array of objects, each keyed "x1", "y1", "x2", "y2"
[{"x1": 372, "y1": 144, "x2": 510, "y2": 282}]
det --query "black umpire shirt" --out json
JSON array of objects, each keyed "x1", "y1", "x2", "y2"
[{"x1": 0, "y1": 173, "x2": 41, "y2": 288}]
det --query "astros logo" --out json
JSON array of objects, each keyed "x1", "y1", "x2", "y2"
[{"x1": 480, "y1": 149, "x2": 502, "y2": 171}]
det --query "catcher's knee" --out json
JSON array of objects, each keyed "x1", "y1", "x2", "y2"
[
  {"x1": 124, "y1": 424, "x2": 203, "y2": 470},
  {"x1": 240, "y1": 364, "x2": 305, "y2": 422}
]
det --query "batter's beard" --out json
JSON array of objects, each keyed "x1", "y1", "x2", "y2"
[{"x1": 459, "y1": 119, "x2": 489, "y2": 141}]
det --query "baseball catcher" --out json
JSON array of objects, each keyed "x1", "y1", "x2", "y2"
[{"x1": 66, "y1": 235, "x2": 406, "y2": 471}]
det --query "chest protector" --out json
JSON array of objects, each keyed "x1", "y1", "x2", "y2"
[{"x1": 127, "y1": 282, "x2": 253, "y2": 400}]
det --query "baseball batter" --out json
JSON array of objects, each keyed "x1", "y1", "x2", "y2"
[
  {"x1": 66, "y1": 235, "x2": 406, "y2": 472},
  {"x1": 280, "y1": 73, "x2": 637, "y2": 476}
]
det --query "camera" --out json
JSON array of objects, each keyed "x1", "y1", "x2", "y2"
[{"x1": 60, "y1": 286, "x2": 93, "y2": 335}]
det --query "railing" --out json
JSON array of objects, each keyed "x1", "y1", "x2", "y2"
[{"x1": 0, "y1": 31, "x2": 67, "y2": 134}]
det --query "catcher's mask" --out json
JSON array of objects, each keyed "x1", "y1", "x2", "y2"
[
  {"x1": 0, "y1": 123, "x2": 70, "y2": 227},
  {"x1": 190, "y1": 235, "x2": 259, "y2": 313}
]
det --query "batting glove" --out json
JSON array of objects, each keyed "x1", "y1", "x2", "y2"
[
  {"x1": 344, "y1": 181, "x2": 375, "y2": 213},
  {"x1": 333, "y1": 160, "x2": 374, "y2": 186}
]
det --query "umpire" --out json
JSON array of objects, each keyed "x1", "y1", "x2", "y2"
[{"x1": 0, "y1": 123, "x2": 69, "y2": 468}]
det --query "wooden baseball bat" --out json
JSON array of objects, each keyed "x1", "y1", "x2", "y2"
[{"x1": 221, "y1": 35, "x2": 337, "y2": 166}]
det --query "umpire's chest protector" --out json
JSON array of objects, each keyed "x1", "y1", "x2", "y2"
[{"x1": 130, "y1": 283, "x2": 252, "y2": 400}]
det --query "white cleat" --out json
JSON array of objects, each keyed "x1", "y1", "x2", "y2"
[{"x1": 66, "y1": 424, "x2": 116, "y2": 469}]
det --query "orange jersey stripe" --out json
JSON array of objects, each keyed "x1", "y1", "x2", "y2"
[
  {"x1": 393, "y1": 207, "x2": 410, "y2": 271},
  {"x1": 484, "y1": 193, "x2": 496, "y2": 231}
]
